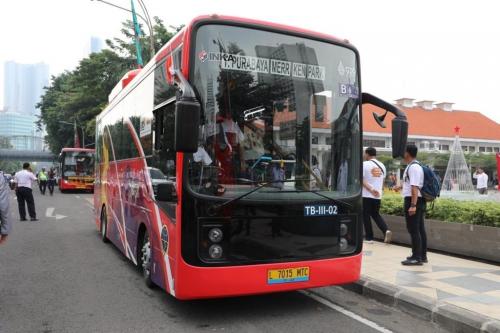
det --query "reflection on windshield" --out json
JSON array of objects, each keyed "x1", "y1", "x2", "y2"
[
  {"x1": 189, "y1": 25, "x2": 360, "y2": 199},
  {"x1": 149, "y1": 168, "x2": 167, "y2": 180}
]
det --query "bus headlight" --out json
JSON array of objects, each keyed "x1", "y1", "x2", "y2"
[
  {"x1": 208, "y1": 244, "x2": 223, "y2": 259},
  {"x1": 208, "y1": 228, "x2": 223, "y2": 243},
  {"x1": 339, "y1": 238, "x2": 348, "y2": 251},
  {"x1": 340, "y1": 223, "x2": 348, "y2": 237}
]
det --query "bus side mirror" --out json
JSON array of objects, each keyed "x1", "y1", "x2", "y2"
[
  {"x1": 362, "y1": 92, "x2": 408, "y2": 158},
  {"x1": 157, "y1": 182, "x2": 176, "y2": 202},
  {"x1": 172, "y1": 69, "x2": 200, "y2": 153},
  {"x1": 174, "y1": 98, "x2": 200, "y2": 153},
  {"x1": 391, "y1": 117, "x2": 408, "y2": 159}
]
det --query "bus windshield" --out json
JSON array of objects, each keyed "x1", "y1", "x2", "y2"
[
  {"x1": 63, "y1": 151, "x2": 94, "y2": 179},
  {"x1": 189, "y1": 24, "x2": 361, "y2": 200}
]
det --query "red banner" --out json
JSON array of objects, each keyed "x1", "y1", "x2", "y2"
[{"x1": 74, "y1": 130, "x2": 80, "y2": 148}]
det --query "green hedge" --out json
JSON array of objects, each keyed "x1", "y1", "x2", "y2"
[{"x1": 380, "y1": 193, "x2": 500, "y2": 227}]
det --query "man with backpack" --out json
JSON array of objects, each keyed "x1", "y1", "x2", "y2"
[
  {"x1": 398, "y1": 145, "x2": 429, "y2": 265},
  {"x1": 362, "y1": 147, "x2": 392, "y2": 244}
]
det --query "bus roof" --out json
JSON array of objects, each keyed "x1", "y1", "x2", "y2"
[
  {"x1": 156, "y1": 14, "x2": 350, "y2": 60},
  {"x1": 155, "y1": 14, "x2": 351, "y2": 62}
]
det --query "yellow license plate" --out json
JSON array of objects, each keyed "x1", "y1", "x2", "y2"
[{"x1": 267, "y1": 267, "x2": 310, "y2": 284}]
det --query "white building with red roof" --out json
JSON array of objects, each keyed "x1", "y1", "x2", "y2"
[{"x1": 362, "y1": 98, "x2": 500, "y2": 154}]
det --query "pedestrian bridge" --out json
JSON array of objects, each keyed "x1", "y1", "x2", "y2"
[{"x1": 0, "y1": 149, "x2": 55, "y2": 162}]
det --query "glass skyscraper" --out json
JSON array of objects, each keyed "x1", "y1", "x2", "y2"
[
  {"x1": 0, "y1": 111, "x2": 41, "y2": 150},
  {"x1": 2, "y1": 61, "x2": 48, "y2": 150}
]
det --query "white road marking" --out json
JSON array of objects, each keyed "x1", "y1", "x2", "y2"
[
  {"x1": 300, "y1": 290, "x2": 394, "y2": 333},
  {"x1": 45, "y1": 207, "x2": 67, "y2": 220},
  {"x1": 45, "y1": 207, "x2": 54, "y2": 217},
  {"x1": 75, "y1": 195, "x2": 80, "y2": 199}
]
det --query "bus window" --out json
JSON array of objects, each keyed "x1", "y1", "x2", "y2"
[{"x1": 152, "y1": 103, "x2": 176, "y2": 182}]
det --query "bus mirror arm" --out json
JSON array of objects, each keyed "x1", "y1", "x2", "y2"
[
  {"x1": 172, "y1": 69, "x2": 197, "y2": 100},
  {"x1": 172, "y1": 70, "x2": 201, "y2": 153},
  {"x1": 362, "y1": 92, "x2": 408, "y2": 159}
]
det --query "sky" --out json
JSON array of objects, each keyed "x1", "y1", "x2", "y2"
[{"x1": 1, "y1": 0, "x2": 499, "y2": 123}]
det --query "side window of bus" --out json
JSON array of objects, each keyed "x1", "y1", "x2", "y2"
[
  {"x1": 154, "y1": 48, "x2": 182, "y2": 106},
  {"x1": 151, "y1": 102, "x2": 177, "y2": 205},
  {"x1": 106, "y1": 118, "x2": 141, "y2": 160}
]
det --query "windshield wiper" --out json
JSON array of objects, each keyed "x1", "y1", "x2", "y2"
[
  {"x1": 209, "y1": 179, "x2": 352, "y2": 213},
  {"x1": 210, "y1": 178, "x2": 310, "y2": 213}
]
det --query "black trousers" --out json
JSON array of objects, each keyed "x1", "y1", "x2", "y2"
[
  {"x1": 16, "y1": 187, "x2": 36, "y2": 219},
  {"x1": 363, "y1": 197, "x2": 388, "y2": 240},
  {"x1": 404, "y1": 197, "x2": 427, "y2": 261},
  {"x1": 39, "y1": 180, "x2": 47, "y2": 194},
  {"x1": 48, "y1": 179, "x2": 55, "y2": 194}
]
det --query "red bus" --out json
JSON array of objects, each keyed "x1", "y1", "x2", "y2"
[
  {"x1": 58, "y1": 148, "x2": 95, "y2": 192},
  {"x1": 94, "y1": 15, "x2": 407, "y2": 299}
]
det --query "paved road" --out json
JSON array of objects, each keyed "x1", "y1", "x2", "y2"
[{"x1": 0, "y1": 189, "x2": 446, "y2": 333}]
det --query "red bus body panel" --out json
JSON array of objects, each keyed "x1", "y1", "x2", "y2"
[
  {"x1": 174, "y1": 254, "x2": 361, "y2": 300},
  {"x1": 59, "y1": 180, "x2": 94, "y2": 191}
]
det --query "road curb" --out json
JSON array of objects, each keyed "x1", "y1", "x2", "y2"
[{"x1": 340, "y1": 276, "x2": 500, "y2": 333}]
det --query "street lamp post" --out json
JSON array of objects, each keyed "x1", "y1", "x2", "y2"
[
  {"x1": 90, "y1": 0, "x2": 155, "y2": 56},
  {"x1": 59, "y1": 120, "x2": 85, "y2": 148}
]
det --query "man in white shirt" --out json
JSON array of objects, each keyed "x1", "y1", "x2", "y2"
[
  {"x1": 473, "y1": 168, "x2": 488, "y2": 195},
  {"x1": 14, "y1": 163, "x2": 38, "y2": 221},
  {"x1": 362, "y1": 147, "x2": 391, "y2": 244},
  {"x1": 398, "y1": 145, "x2": 427, "y2": 266}
]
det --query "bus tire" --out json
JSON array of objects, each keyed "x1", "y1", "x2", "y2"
[
  {"x1": 138, "y1": 228, "x2": 155, "y2": 289},
  {"x1": 100, "y1": 207, "x2": 110, "y2": 243}
]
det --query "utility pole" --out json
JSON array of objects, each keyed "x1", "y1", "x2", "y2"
[{"x1": 90, "y1": 0, "x2": 155, "y2": 58}]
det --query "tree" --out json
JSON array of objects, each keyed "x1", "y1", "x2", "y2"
[
  {"x1": 38, "y1": 17, "x2": 179, "y2": 153},
  {"x1": 106, "y1": 17, "x2": 182, "y2": 65},
  {"x1": 38, "y1": 51, "x2": 133, "y2": 153}
]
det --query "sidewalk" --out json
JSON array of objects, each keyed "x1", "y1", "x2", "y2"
[{"x1": 357, "y1": 241, "x2": 500, "y2": 331}]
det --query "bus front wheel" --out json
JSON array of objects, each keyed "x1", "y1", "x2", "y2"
[
  {"x1": 138, "y1": 229, "x2": 154, "y2": 289},
  {"x1": 100, "y1": 207, "x2": 109, "y2": 243}
]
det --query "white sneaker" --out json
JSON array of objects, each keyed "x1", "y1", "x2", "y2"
[{"x1": 384, "y1": 230, "x2": 392, "y2": 244}]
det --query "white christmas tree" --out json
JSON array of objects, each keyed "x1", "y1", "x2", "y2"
[{"x1": 442, "y1": 126, "x2": 474, "y2": 192}]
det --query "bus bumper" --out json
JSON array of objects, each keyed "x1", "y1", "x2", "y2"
[
  {"x1": 60, "y1": 182, "x2": 94, "y2": 191},
  {"x1": 173, "y1": 253, "x2": 361, "y2": 300}
]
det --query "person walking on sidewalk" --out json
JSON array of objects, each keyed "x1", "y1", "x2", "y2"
[
  {"x1": 399, "y1": 145, "x2": 427, "y2": 266},
  {"x1": 362, "y1": 147, "x2": 392, "y2": 244},
  {"x1": 38, "y1": 168, "x2": 48, "y2": 195},
  {"x1": 473, "y1": 167, "x2": 488, "y2": 195},
  {"x1": 47, "y1": 168, "x2": 56, "y2": 196},
  {"x1": 14, "y1": 163, "x2": 38, "y2": 222},
  {"x1": 0, "y1": 169, "x2": 12, "y2": 244}
]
